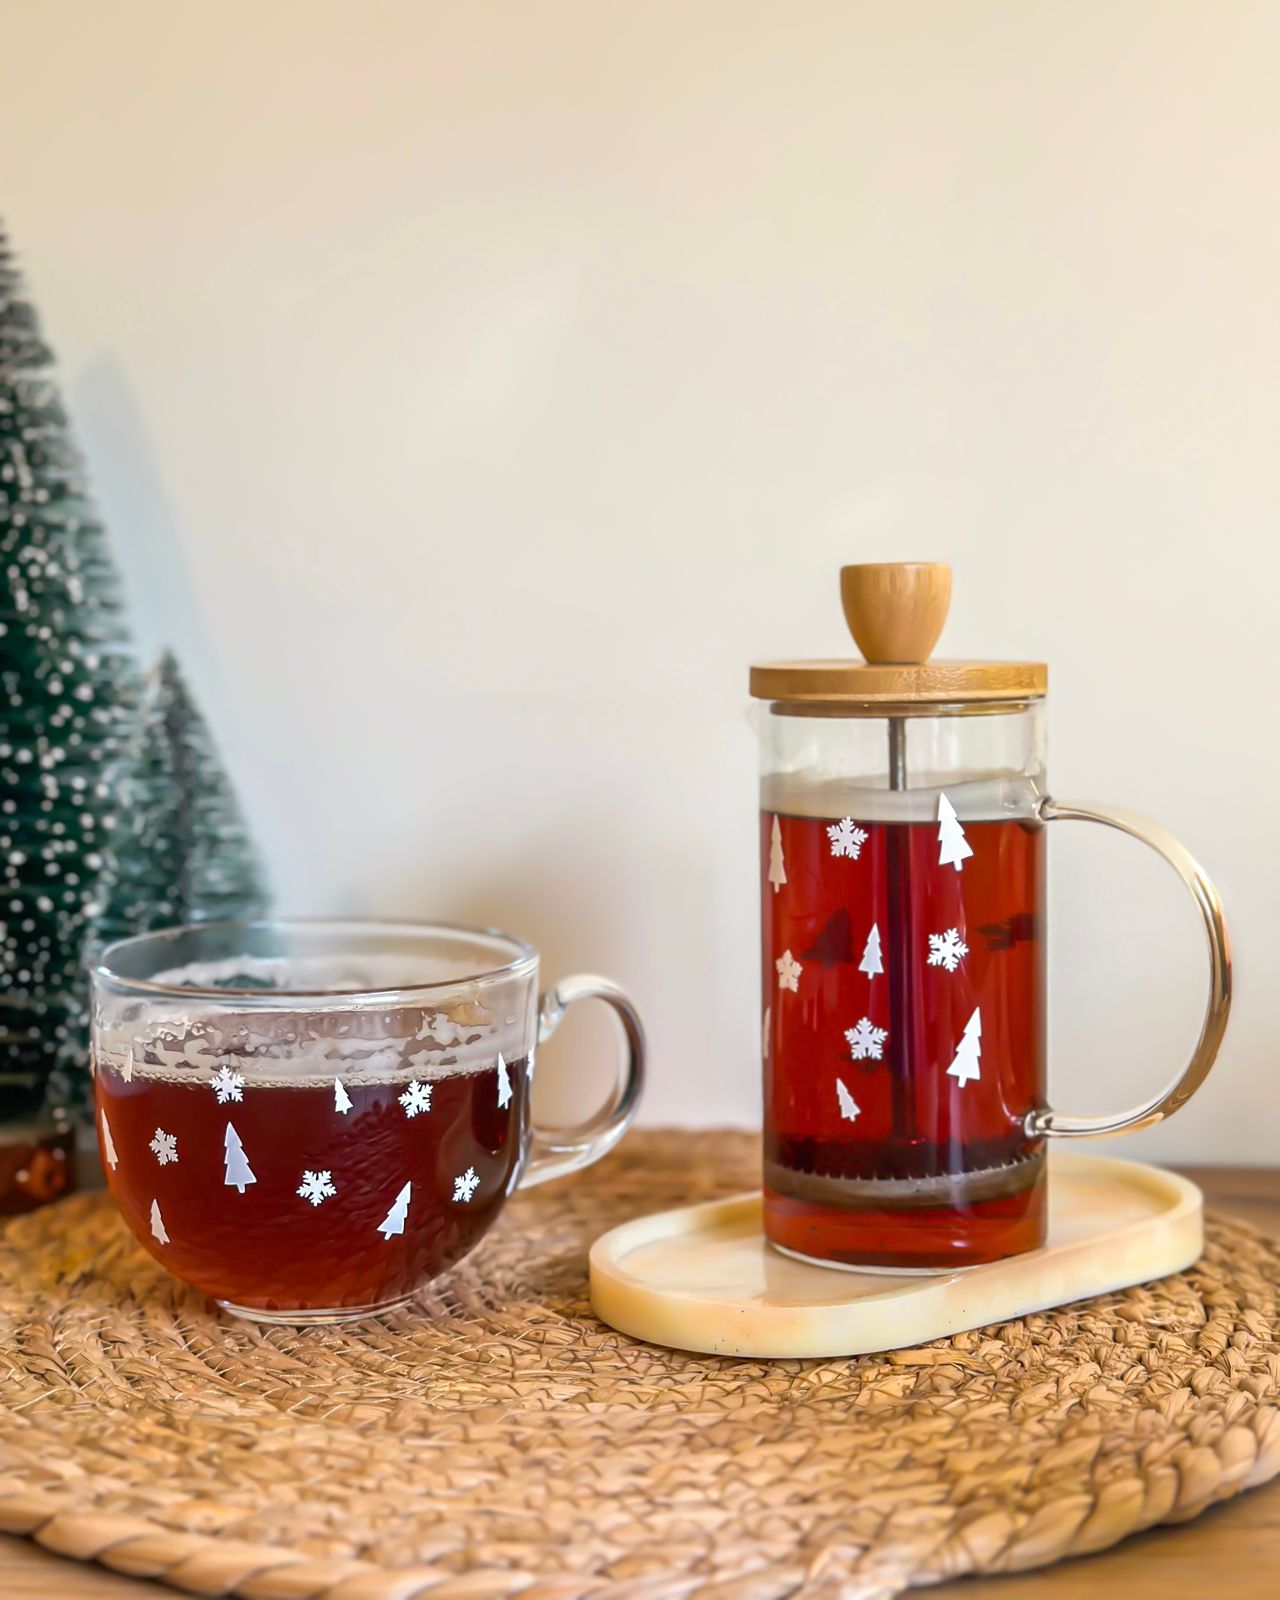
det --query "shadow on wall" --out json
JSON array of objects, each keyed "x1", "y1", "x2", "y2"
[{"x1": 72, "y1": 353, "x2": 219, "y2": 689}]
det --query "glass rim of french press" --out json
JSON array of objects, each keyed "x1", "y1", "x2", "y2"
[
  {"x1": 759, "y1": 697, "x2": 1043, "y2": 719},
  {"x1": 91, "y1": 916, "x2": 540, "y2": 1004}
]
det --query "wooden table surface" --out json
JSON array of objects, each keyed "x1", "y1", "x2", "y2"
[{"x1": 3, "y1": 1165, "x2": 1278, "y2": 1599}]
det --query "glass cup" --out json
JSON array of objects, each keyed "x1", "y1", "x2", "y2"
[{"x1": 91, "y1": 919, "x2": 644, "y2": 1323}]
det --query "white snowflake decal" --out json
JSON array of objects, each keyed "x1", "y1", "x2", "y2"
[
  {"x1": 211, "y1": 1064, "x2": 245, "y2": 1104},
  {"x1": 845, "y1": 1017, "x2": 888, "y2": 1061},
  {"x1": 149, "y1": 1128, "x2": 178, "y2": 1166},
  {"x1": 296, "y1": 1169, "x2": 337, "y2": 1206},
  {"x1": 927, "y1": 927, "x2": 969, "y2": 973},
  {"x1": 827, "y1": 818, "x2": 869, "y2": 859},
  {"x1": 452, "y1": 1166, "x2": 480, "y2": 1203},
  {"x1": 398, "y1": 1080, "x2": 433, "y2": 1117},
  {"x1": 775, "y1": 949, "x2": 802, "y2": 992}
]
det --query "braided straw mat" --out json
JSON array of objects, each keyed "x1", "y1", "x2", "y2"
[{"x1": 1, "y1": 1132, "x2": 1279, "y2": 1600}]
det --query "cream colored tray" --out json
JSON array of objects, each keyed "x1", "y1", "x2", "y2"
[{"x1": 589, "y1": 1151, "x2": 1202, "y2": 1358}]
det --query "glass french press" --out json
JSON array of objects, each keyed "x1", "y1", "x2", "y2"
[{"x1": 751, "y1": 562, "x2": 1230, "y2": 1271}]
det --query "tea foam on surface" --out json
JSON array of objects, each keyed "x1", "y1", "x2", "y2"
[
  {"x1": 761, "y1": 771, "x2": 1042, "y2": 823},
  {"x1": 148, "y1": 950, "x2": 497, "y2": 995},
  {"x1": 94, "y1": 950, "x2": 534, "y2": 1087}
]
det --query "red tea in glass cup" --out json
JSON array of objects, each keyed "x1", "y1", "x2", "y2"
[
  {"x1": 92, "y1": 920, "x2": 644, "y2": 1323},
  {"x1": 752, "y1": 563, "x2": 1230, "y2": 1272}
]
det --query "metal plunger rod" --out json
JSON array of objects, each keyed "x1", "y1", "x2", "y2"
[
  {"x1": 888, "y1": 718, "x2": 907, "y2": 791},
  {"x1": 842, "y1": 565, "x2": 952, "y2": 1162},
  {"x1": 885, "y1": 716, "x2": 915, "y2": 1154}
]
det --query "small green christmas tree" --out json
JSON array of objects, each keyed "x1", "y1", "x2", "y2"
[
  {"x1": 0, "y1": 227, "x2": 137, "y2": 1120},
  {"x1": 88, "y1": 651, "x2": 269, "y2": 947}
]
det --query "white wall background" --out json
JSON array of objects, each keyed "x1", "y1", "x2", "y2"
[{"x1": 2, "y1": 1, "x2": 1275, "y2": 1159}]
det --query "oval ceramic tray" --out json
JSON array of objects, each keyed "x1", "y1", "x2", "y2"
[{"x1": 589, "y1": 1151, "x2": 1202, "y2": 1358}]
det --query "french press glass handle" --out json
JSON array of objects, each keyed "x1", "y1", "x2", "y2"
[{"x1": 1026, "y1": 799, "x2": 1232, "y2": 1139}]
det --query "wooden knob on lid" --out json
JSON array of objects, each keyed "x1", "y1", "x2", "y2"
[
  {"x1": 748, "y1": 560, "x2": 1044, "y2": 703},
  {"x1": 840, "y1": 562, "x2": 951, "y2": 665}
]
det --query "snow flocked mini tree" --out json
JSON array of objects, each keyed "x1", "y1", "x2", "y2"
[
  {"x1": 0, "y1": 226, "x2": 138, "y2": 1119},
  {"x1": 88, "y1": 650, "x2": 268, "y2": 948}
]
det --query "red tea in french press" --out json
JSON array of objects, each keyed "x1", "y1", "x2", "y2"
[{"x1": 752, "y1": 563, "x2": 1230, "y2": 1271}]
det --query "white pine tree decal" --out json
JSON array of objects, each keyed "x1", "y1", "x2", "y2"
[
  {"x1": 836, "y1": 1078, "x2": 860, "y2": 1122},
  {"x1": 223, "y1": 1122, "x2": 257, "y2": 1192},
  {"x1": 334, "y1": 1077, "x2": 352, "y2": 1115},
  {"x1": 761, "y1": 1005, "x2": 771, "y2": 1059},
  {"x1": 497, "y1": 1053, "x2": 512, "y2": 1109},
  {"x1": 859, "y1": 923, "x2": 883, "y2": 977},
  {"x1": 378, "y1": 1181, "x2": 411, "y2": 1239},
  {"x1": 121, "y1": 1045, "x2": 134, "y2": 1083},
  {"x1": 99, "y1": 1109, "x2": 118, "y2": 1170},
  {"x1": 150, "y1": 1199, "x2": 170, "y2": 1245},
  {"x1": 946, "y1": 1008, "x2": 982, "y2": 1087},
  {"x1": 768, "y1": 815, "x2": 787, "y2": 894},
  {"x1": 937, "y1": 792, "x2": 974, "y2": 872}
]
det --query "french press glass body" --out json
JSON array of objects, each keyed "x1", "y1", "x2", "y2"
[{"x1": 751, "y1": 563, "x2": 1230, "y2": 1271}]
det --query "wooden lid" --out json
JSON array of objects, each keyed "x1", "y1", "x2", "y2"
[{"x1": 749, "y1": 562, "x2": 1047, "y2": 705}]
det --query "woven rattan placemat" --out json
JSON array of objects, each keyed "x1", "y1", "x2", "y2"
[{"x1": 1, "y1": 1131, "x2": 1278, "y2": 1600}]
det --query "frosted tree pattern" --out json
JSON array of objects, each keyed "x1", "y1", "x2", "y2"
[
  {"x1": 936, "y1": 792, "x2": 973, "y2": 872},
  {"x1": 99, "y1": 1109, "x2": 118, "y2": 1170},
  {"x1": 768, "y1": 815, "x2": 787, "y2": 894},
  {"x1": 946, "y1": 1008, "x2": 982, "y2": 1087},
  {"x1": 223, "y1": 1122, "x2": 257, "y2": 1192},
  {"x1": 859, "y1": 923, "x2": 883, "y2": 977},
  {"x1": 378, "y1": 1181, "x2": 411, "y2": 1239}
]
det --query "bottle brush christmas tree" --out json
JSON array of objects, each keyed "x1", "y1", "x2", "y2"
[
  {"x1": 89, "y1": 650, "x2": 269, "y2": 948},
  {"x1": 0, "y1": 226, "x2": 137, "y2": 1122}
]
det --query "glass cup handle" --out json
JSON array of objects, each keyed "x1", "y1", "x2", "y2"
[
  {"x1": 1027, "y1": 797, "x2": 1232, "y2": 1139},
  {"x1": 519, "y1": 974, "x2": 646, "y2": 1188}
]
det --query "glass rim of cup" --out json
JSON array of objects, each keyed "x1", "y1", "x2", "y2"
[{"x1": 92, "y1": 916, "x2": 540, "y2": 1005}]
